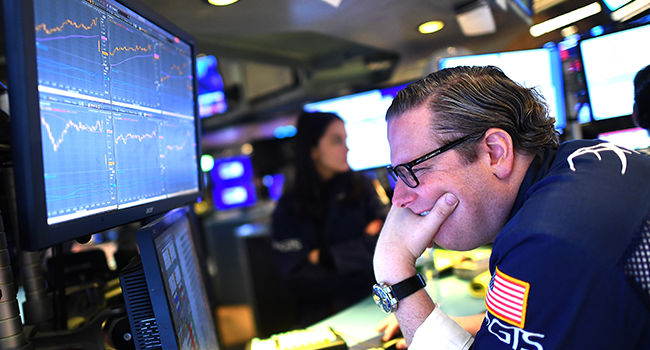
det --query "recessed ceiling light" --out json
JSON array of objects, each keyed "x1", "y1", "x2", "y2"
[
  {"x1": 418, "y1": 21, "x2": 445, "y2": 34},
  {"x1": 207, "y1": 0, "x2": 239, "y2": 6}
]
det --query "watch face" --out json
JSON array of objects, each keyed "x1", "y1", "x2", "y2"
[{"x1": 372, "y1": 284, "x2": 396, "y2": 314}]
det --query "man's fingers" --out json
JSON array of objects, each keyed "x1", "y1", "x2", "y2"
[
  {"x1": 428, "y1": 193, "x2": 458, "y2": 222},
  {"x1": 396, "y1": 338, "x2": 408, "y2": 349},
  {"x1": 375, "y1": 315, "x2": 392, "y2": 332}
]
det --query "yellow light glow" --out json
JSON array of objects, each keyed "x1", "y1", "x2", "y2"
[
  {"x1": 560, "y1": 25, "x2": 579, "y2": 37},
  {"x1": 529, "y1": 2, "x2": 601, "y2": 37},
  {"x1": 418, "y1": 21, "x2": 445, "y2": 34},
  {"x1": 208, "y1": 0, "x2": 239, "y2": 6}
]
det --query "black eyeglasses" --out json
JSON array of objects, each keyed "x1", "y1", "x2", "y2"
[{"x1": 387, "y1": 134, "x2": 474, "y2": 188}]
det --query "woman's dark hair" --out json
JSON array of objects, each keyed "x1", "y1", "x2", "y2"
[
  {"x1": 290, "y1": 111, "x2": 362, "y2": 219},
  {"x1": 387, "y1": 65, "x2": 560, "y2": 162},
  {"x1": 634, "y1": 65, "x2": 650, "y2": 129}
]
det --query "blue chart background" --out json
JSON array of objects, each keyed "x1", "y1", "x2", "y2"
[
  {"x1": 159, "y1": 44, "x2": 194, "y2": 116},
  {"x1": 113, "y1": 114, "x2": 163, "y2": 204},
  {"x1": 161, "y1": 119, "x2": 199, "y2": 194},
  {"x1": 107, "y1": 17, "x2": 159, "y2": 108},
  {"x1": 34, "y1": 0, "x2": 108, "y2": 99},
  {"x1": 40, "y1": 102, "x2": 115, "y2": 218}
]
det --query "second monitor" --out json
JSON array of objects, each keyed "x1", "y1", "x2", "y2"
[{"x1": 120, "y1": 207, "x2": 220, "y2": 350}]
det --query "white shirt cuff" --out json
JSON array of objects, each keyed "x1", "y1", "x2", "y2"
[{"x1": 409, "y1": 307, "x2": 475, "y2": 350}]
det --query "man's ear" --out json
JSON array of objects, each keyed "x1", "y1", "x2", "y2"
[{"x1": 482, "y1": 128, "x2": 514, "y2": 179}]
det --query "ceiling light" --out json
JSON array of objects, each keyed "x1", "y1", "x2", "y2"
[
  {"x1": 611, "y1": 0, "x2": 650, "y2": 21},
  {"x1": 529, "y1": 2, "x2": 601, "y2": 37},
  {"x1": 207, "y1": 0, "x2": 239, "y2": 6},
  {"x1": 418, "y1": 21, "x2": 445, "y2": 34}
]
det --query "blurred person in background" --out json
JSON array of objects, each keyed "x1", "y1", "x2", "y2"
[{"x1": 272, "y1": 111, "x2": 388, "y2": 326}]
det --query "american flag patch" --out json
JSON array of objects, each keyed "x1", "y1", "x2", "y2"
[{"x1": 485, "y1": 267, "x2": 530, "y2": 328}]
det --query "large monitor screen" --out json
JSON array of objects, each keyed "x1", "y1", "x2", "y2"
[
  {"x1": 303, "y1": 84, "x2": 407, "y2": 171},
  {"x1": 438, "y1": 47, "x2": 567, "y2": 130},
  {"x1": 579, "y1": 24, "x2": 650, "y2": 121},
  {"x1": 3, "y1": 0, "x2": 203, "y2": 250},
  {"x1": 122, "y1": 207, "x2": 220, "y2": 350}
]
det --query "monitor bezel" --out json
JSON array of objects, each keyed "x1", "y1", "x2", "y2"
[{"x1": 2, "y1": 0, "x2": 204, "y2": 251}]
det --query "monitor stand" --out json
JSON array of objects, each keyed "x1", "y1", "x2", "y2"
[
  {"x1": 25, "y1": 305, "x2": 128, "y2": 350},
  {"x1": 0, "y1": 212, "x2": 133, "y2": 350}
]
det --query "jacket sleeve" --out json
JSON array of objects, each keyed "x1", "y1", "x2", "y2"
[
  {"x1": 271, "y1": 196, "x2": 337, "y2": 293},
  {"x1": 327, "y1": 178, "x2": 387, "y2": 274}
]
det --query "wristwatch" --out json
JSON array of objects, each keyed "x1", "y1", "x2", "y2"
[{"x1": 372, "y1": 274, "x2": 426, "y2": 313}]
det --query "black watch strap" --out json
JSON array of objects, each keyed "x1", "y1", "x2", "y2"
[{"x1": 391, "y1": 273, "x2": 426, "y2": 300}]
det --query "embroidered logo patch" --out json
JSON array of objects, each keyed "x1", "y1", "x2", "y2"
[
  {"x1": 567, "y1": 143, "x2": 636, "y2": 175},
  {"x1": 485, "y1": 267, "x2": 530, "y2": 329}
]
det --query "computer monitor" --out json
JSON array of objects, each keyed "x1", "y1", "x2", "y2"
[
  {"x1": 120, "y1": 206, "x2": 220, "y2": 350},
  {"x1": 303, "y1": 84, "x2": 408, "y2": 171},
  {"x1": 438, "y1": 47, "x2": 567, "y2": 131},
  {"x1": 2, "y1": 0, "x2": 203, "y2": 250},
  {"x1": 579, "y1": 23, "x2": 650, "y2": 122},
  {"x1": 598, "y1": 127, "x2": 650, "y2": 150},
  {"x1": 210, "y1": 155, "x2": 257, "y2": 210},
  {"x1": 197, "y1": 55, "x2": 228, "y2": 118}
]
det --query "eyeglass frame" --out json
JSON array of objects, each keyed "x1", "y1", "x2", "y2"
[{"x1": 386, "y1": 134, "x2": 476, "y2": 188}]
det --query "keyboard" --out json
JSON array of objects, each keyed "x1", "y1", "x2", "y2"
[{"x1": 249, "y1": 326, "x2": 348, "y2": 350}]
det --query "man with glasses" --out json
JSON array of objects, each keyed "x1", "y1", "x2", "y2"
[{"x1": 372, "y1": 66, "x2": 650, "y2": 349}]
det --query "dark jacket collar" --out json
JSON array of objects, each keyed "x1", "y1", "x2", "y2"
[{"x1": 507, "y1": 147, "x2": 557, "y2": 221}]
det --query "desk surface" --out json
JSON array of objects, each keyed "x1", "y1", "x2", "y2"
[{"x1": 314, "y1": 275, "x2": 486, "y2": 349}]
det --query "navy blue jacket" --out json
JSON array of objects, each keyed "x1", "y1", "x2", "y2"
[
  {"x1": 271, "y1": 173, "x2": 387, "y2": 311},
  {"x1": 474, "y1": 140, "x2": 650, "y2": 349}
]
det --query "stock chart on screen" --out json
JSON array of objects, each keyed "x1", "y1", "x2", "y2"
[{"x1": 33, "y1": 0, "x2": 199, "y2": 225}]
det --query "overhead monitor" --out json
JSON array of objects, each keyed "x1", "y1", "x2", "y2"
[
  {"x1": 2, "y1": 0, "x2": 203, "y2": 250},
  {"x1": 197, "y1": 55, "x2": 228, "y2": 118},
  {"x1": 579, "y1": 24, "x2": 650, "y2": 122},
  {"x1": 303, "y1": 84, "x2": 407, "y2": 171},
  {"x1": 120, "y1": 207, "x2": 220, "y2": 350},
  {"x1": 438, "y1": 47, "x2": 567, "y2": 130}
]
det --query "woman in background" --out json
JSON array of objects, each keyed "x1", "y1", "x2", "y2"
[{"x1": 272, "y1": 111, "x2": 388, "y2": 326}]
